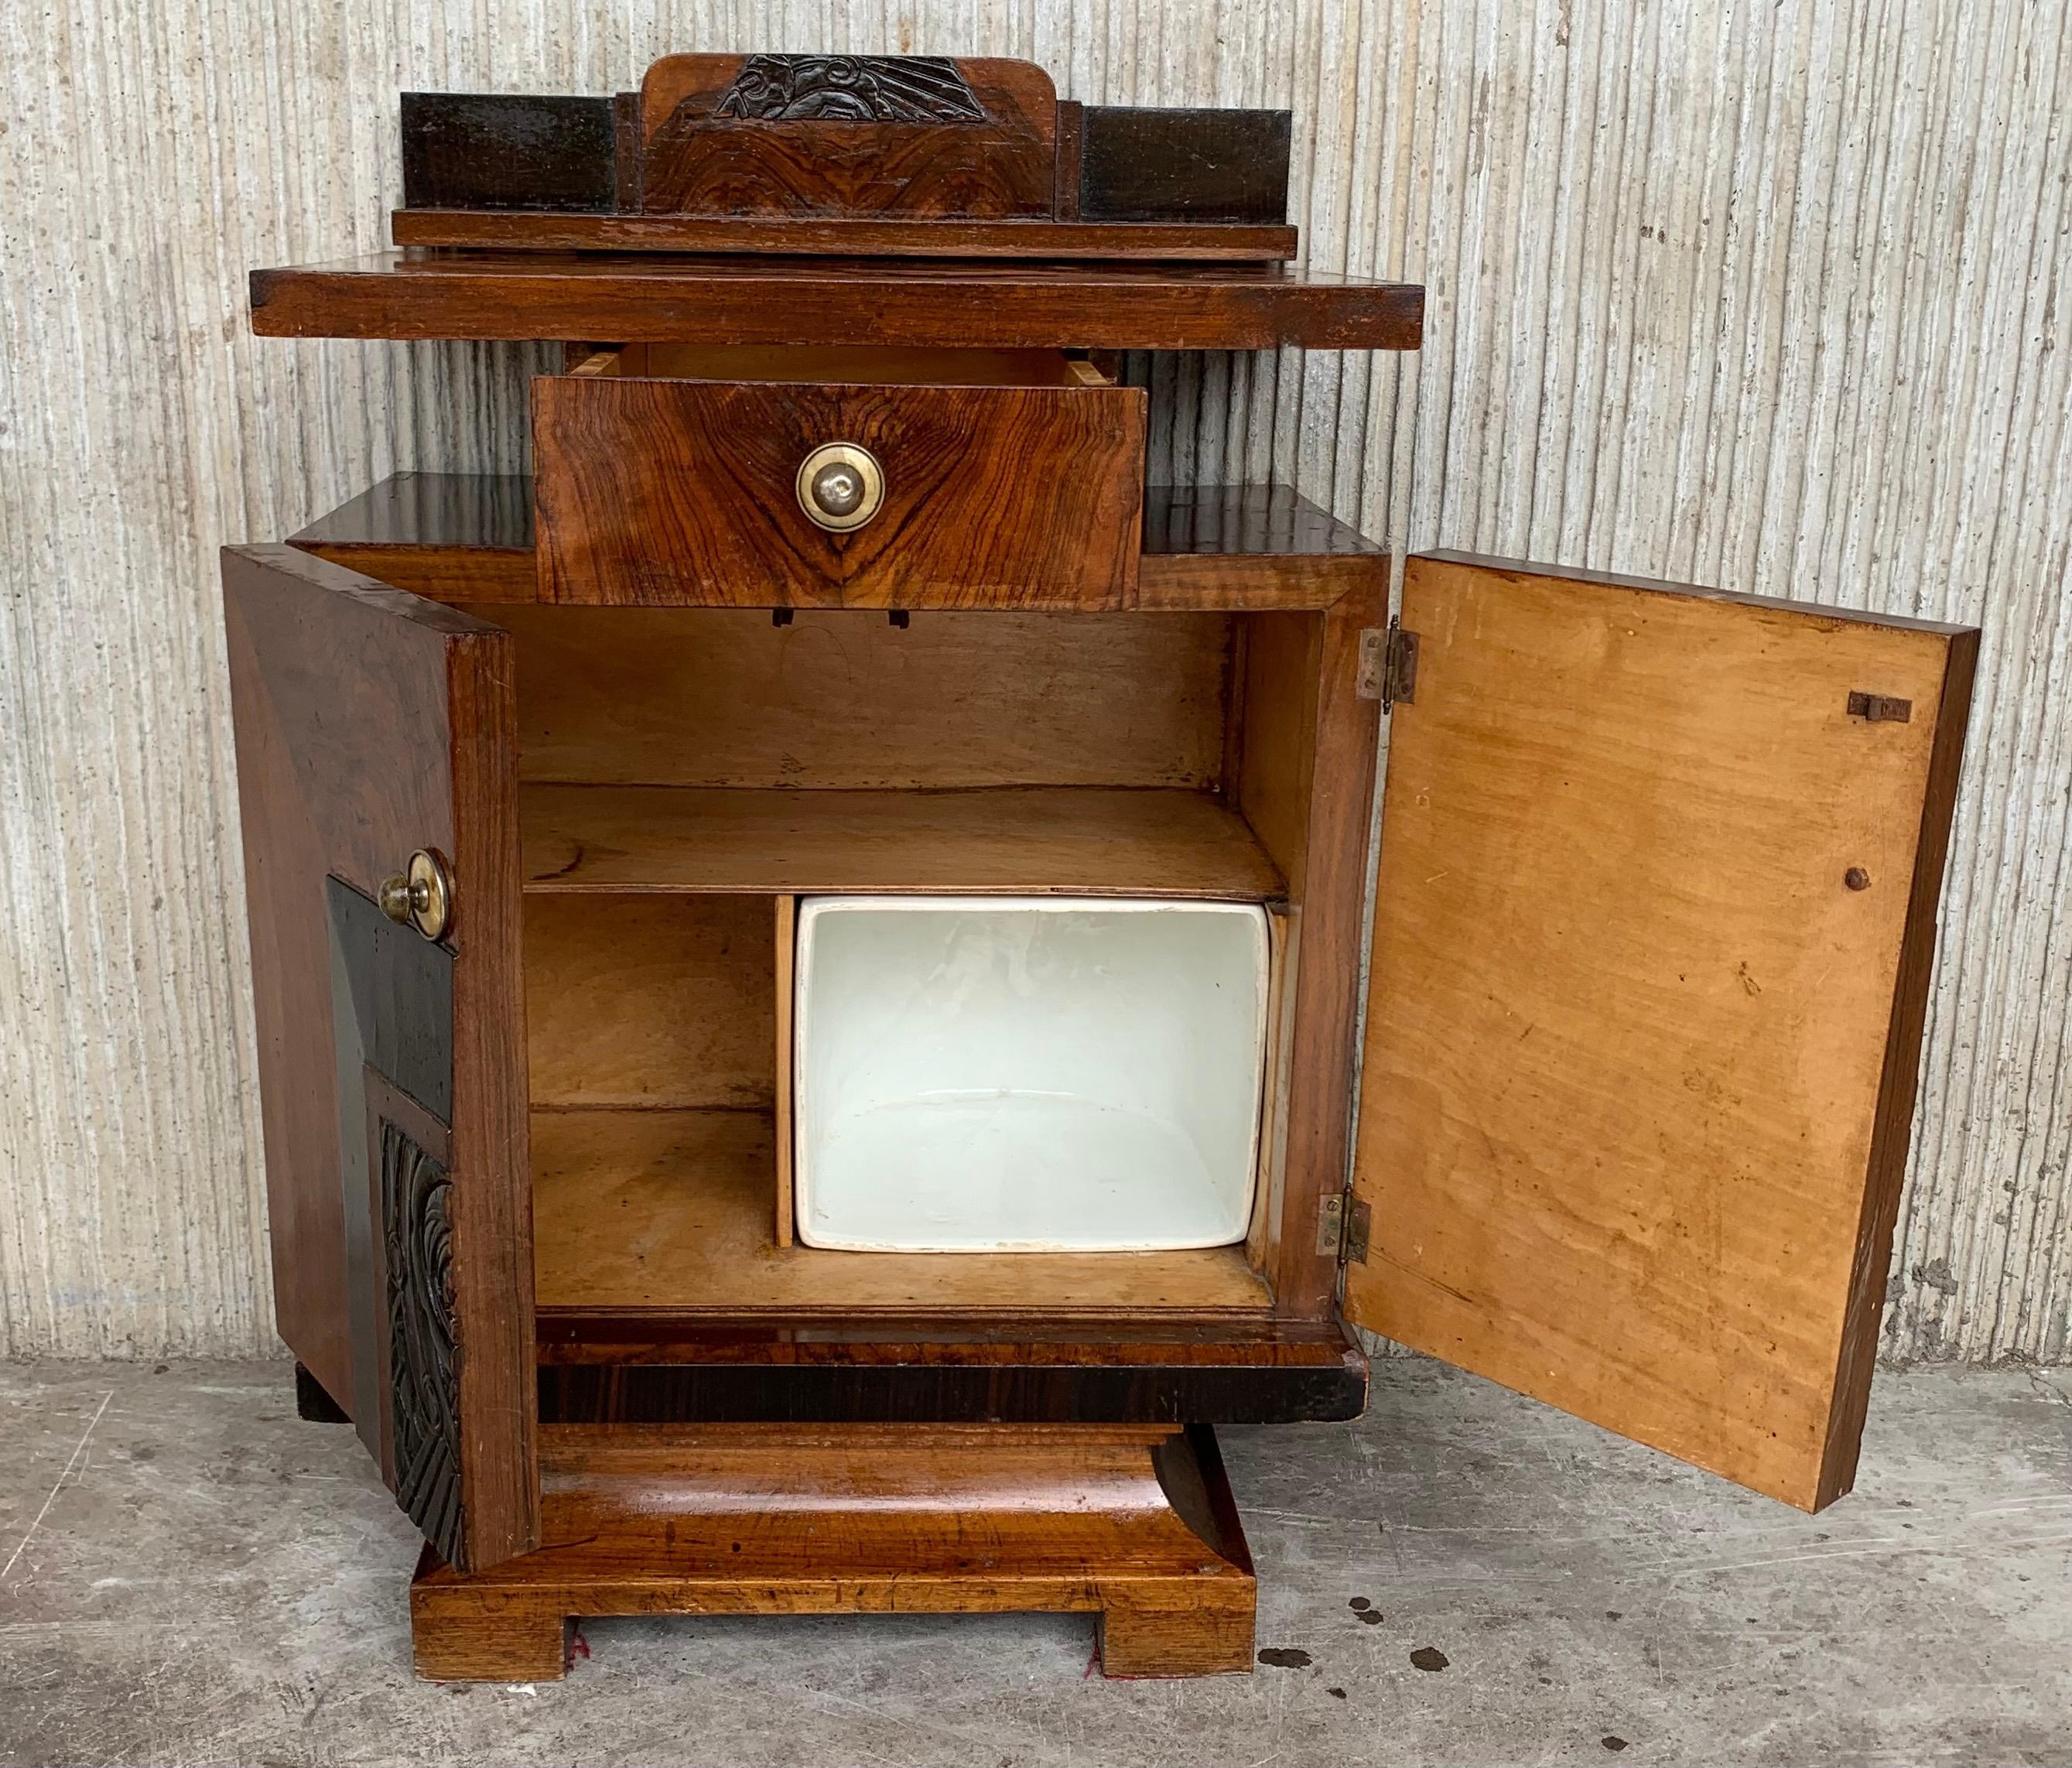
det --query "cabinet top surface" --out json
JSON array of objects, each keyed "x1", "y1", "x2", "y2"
[{"x1": 248, "y1": 250, "x2": 1424, "y2": 350}]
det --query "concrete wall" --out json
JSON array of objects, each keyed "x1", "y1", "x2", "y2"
[{"x1": 3, "y1": 0, "x2": 2066, "y2": 1360}]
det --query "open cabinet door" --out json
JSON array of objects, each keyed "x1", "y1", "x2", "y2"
[
  {"x1": 1343, "y1": 552, "x2": 1977, "y2": 1510},
  {"x1": 224, "y1": 545, "x2": 535, "y2": 1569}
]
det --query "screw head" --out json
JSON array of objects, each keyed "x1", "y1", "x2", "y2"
[
  {"x1": 1845, "y1": 866, "x2": 1871, "y2": 891},
  {"x1": 810, "y1": 461, "x2": 864, "y2": 518}
]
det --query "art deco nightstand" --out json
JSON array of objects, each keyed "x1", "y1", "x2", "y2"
[{"x1": 224, "y1": 52, "x2": 1977, "y2": 1680}]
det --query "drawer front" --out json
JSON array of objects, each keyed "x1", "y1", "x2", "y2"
[{"x1": 534, "y1": 376, "x2": 1147, "y2": 608}]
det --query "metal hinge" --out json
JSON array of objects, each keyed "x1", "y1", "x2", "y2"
[
  {"x1": 1357, "y1": 620, "x2": 1420, "y2": 710},
  {"x1": 1315, "y1": 1193, "x2": 1372, "y2": 1264}
]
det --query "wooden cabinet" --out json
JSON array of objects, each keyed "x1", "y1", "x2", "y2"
[{"x1": 226, "y1": 55, "x2": 1978, "y2": 1681}]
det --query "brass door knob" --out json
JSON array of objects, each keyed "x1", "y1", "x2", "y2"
[
  {"x1": 378, "y1": 848, "x2": 454, "y2": 942},
  {"x1": 796, "y1": 443, "x2": 884, "y2": 532}
]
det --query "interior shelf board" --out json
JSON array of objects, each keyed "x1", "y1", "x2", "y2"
[
  {"x1": 531, "y1": 1107, "x2": 1276, "y2": 1319},
  {"x1": 521, "y1": 784, "x2": 1286, "y2": 900}
]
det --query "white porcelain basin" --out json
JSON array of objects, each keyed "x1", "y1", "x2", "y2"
[{"x1": 792, "y1": 894, "x2": 1270, "y2": 1252}]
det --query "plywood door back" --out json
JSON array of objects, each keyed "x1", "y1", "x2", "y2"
[{"x1": 1345, "y1": 553, "x2": 1976, "y2": 1510}]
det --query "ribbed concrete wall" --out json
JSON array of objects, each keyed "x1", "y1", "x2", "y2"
[{"x1": 2, "y1": 2, "x2": 2065, "y2": 1360}]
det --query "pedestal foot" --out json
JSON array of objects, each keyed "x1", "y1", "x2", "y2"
[
  {"x1": 1098, "y1": 1589, "x2": 1256, "y2": 1677},
  {"x1": 406, "y1": 1424, "x2": 1256, "y2": 1681},
  {"x1": 411, "y1": 1561, "x2": 568, "y2": 1682}
]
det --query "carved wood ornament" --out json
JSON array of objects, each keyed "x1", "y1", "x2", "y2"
[
  {"x1": 382, "y1": 1117, "x2": 465, "y2": 1568},
  {"x1": 713, "y1": 55, "x2": 986, "y2": 124}
]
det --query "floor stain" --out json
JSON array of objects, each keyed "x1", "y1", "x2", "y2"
[
  {"x1": 1603, "y1": 1738, "x2": 1629, "y2": 1753},
  {"x1": 1257, "y1": 1648, "x2": 1313, "y2": 1670},
  {"x1": 1410, "y1": 1647, "x2": 1451, "y2": 1672}
]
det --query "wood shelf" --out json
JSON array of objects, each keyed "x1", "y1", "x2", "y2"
[
  {"x1": 531, "y1": 1108, "x2": 1274, "y2": 1319},
  {"x1": 250, "y1": 251, "x2": 1422, "y2": 351},
  {"x1": 521, "y1": 784, "x2": 1285, "y2": 899}
]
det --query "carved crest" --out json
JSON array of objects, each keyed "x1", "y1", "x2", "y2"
[
  {"x1": 381, "y1": 1117, "x2": 464, "y2": 1568},
  {"x1": 713, "y1": 55, "x2": 986, "y2": 124}
]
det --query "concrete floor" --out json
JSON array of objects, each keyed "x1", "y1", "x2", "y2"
[{"x1": 0, "y1": 1360, "x2": 2066, "y2": 1768}]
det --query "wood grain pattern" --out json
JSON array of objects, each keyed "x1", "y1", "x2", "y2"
[
  {"x1": 1052, "y1": 98, "x2": 1082, "y2": 219},
  {"x1": 518, "y1": 785, "x2": 1284, "y2": 899},
  {"x1": 291, "y1": 473, "x2": 535, "y2": 603},
  {"x1": 222, "y1": 550, "x2": 456, "y2": 1403},
  {"x1": 247, "y1": 252, "x2": 1426, "y2": 351},
  {"x1": 1820, "y1": 610, "x2": 1980, "y2": 1503},
  {"x1": 535, "y1": 1314, "x2": 1362, "y2": 1358},
  {"x1": 603, "y1": 342, "x2": 1096, "y2": 385},
  {"x1": 1251, "y1": 595, "x2": 1386, "y2": 1318},
  {"x1": 532, "y1": 373, "x2": 1145, "y2": 608},
  {"x1": 291, "y1": 474, "x2": 1388, "y2": 614},
  {"x1": 474, "y1": 604, "x2": 1233, "y2": 792},
  {"x1": 221, "y1": 545, "x2": 536, "y2": 1568},
  {"x1": 410, "y1": 1423, "x2": 1253, "y2": 1681},
  {"x1": 612, "y1": 89, "x2": 641, "y2": 210},
  {"x1": 530, "y1": 1107, "x2": 1272, "y2": 1318},
  {"x1": 524, "y1": 893, "x2": 774, "y2": 1110},
  {"x1": 1345, "y1": 553, "x2": 1978, "y2": 1509},
  {"x1": 390, "y1": 210, "x2": 1299, "y2": 259},
  {"x1": 637, "y1": 55, "x2": 1055, "y2": 219},
  {"x1": 535, "y1": 1319, "x2": 1366, "y2": 1424}
]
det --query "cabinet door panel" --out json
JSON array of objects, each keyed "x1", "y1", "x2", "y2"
[
  {"x1": 1344, "y1": 552, "x2": 1976, "y2": 1510},
  {"x1": 223, "y1": 545, "x2": 534, "y2": 1569}
]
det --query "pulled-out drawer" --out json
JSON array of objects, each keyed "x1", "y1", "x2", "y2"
[{"x1": 533, "y1": 345, "x2": 1147, "y2": 608}]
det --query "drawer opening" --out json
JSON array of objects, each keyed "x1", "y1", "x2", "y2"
[{"x1": 568, "y1": 344, "x2": 1113, "y2": 388}]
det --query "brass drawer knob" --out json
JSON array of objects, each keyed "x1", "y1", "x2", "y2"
[
  {"x1": 796, "y1": 443, "x2": 884, "y2": 532},
  {"x1": 378, "y1": 847, "x2": 454, "y2": 942}
]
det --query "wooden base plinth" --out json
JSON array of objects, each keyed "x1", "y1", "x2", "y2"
[{"x1": 411, "y1": 1422, "x2": 1254, "y2": 1681}]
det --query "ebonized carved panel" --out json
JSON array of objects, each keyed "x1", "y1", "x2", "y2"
[
  {"x1": 381, "y1": 1114, "x2": 465, "y2": 1568},
  {"x1": 713, "y1": 56, "x2": 986, "y2": 124}
]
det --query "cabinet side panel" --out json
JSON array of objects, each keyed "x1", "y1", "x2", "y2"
[
  {"x1": 223, "y1": 551, "x2": 459, "y2": 1411},
  {"x1": 221, "y1": 545, "x2": 536, "y2": 1567}
]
